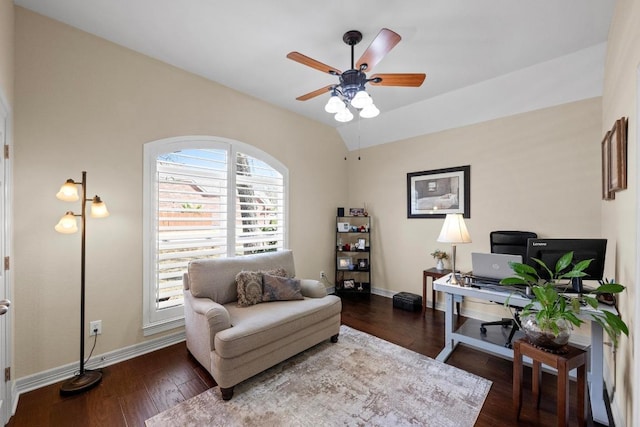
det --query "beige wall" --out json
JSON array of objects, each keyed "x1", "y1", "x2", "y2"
[
  {"x1": 11, "y1": 4, "x2": 638, "y2": 425},
  {"x1": 347, "y1": 98, "x2": 602, "y2": 305},
  {"x1": 601, "y1": 0, "x2": 640, "y2": 425},
  {"x1": 13, "y1": 8, "x2": 347, "y2": 378},
  {"x1": 0, "y1": 0, "x2": 13, "y2": 106}
]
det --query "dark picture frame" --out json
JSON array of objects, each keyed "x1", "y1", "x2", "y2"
[
  {"x1": 407, "y1": 165, "x2": 470, "y2": 218},
  {"x1": 602, "y1": 117, "x2": 628, "y2": 200},
  {"x1": 609, "y1": 117, "x2": 628, "y2": 192},
  {"x1": 601, "y1": 131, "x2": 614, "y2": 200}
]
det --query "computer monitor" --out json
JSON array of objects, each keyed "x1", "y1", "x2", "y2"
[{"x1": 525, "y1": 238, "x2": 607, "y2": 293}]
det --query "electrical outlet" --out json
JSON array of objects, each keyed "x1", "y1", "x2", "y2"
[
  {"x1": 90, "y1": 320, "x2": 102, "y2": 336},
  {"x1": 320, "y1": 271, "x2": 325, "y2": 279}
]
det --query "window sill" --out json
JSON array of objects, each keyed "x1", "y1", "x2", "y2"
[{"x1": 143, "y1": 316, "x2": 185, "y2": 337}]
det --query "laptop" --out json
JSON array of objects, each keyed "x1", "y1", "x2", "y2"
[{"x1": 471, "y1": 252, "x2": 522, "y2": 282}]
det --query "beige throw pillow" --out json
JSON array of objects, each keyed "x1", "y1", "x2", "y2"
[
  {"x1": 236, "y1": 267, "x2": 288, "y2": 307},
  {"x1": 262, "y1": 274, "x2": 304, "y2": 302}
]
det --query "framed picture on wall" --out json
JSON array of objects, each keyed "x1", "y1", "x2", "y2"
[
  {"x1": 609, "y1": 117, "x2": 628, "y2": 192},
  {"x1": 407, "y1": 165, "x2": 470, "y2": 218},
  {"x1": 601, "y1": 130, "x2": 614, "y2": 200}
]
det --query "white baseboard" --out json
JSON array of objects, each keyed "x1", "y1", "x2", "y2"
[{"x1": 12, "y1": 330, "x2": 185, "y2": 414}]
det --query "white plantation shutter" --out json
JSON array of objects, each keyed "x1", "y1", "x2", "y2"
[
  {"x1": 143, "y1": 137, "x2": 288, "y2": 334},
  {"x1": 235, "y1": 153, "x2": 285, "y2": 255},
  {"x1": 155, "y1": 149, "x2": 228, "y2": 309}
]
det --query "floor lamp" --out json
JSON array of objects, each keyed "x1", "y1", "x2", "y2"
[
  {"x1": 55, "y1": 171, "x2": 109, "y2": 395},
  {"x1": 437, "y1": 213, "x2": 471, "y2": 285}
]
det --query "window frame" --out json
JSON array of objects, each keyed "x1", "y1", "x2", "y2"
[{"x1": 142, "y1": 136, "x2": 289, "y2": 335}]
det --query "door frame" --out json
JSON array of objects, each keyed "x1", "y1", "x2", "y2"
[{"x1": 0, "y1": 91, "x2": 13, "y2": 426}]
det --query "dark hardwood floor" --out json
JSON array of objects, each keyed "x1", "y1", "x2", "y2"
[{"x1": 8, "y1": 294, "x2": 600, "y2": 426}]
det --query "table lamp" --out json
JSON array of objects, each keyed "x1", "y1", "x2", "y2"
[{"x1": 437, "y1": 213, "x2": 471, "y2": 285}]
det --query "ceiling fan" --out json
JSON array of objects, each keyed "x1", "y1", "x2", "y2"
[{"x1": 287, "y1": 28, "x2": 426, "y2": 123}]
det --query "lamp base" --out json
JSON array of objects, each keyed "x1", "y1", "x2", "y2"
[{"x1": 60, "y1": 370, "x2": 102, "y2": 395}]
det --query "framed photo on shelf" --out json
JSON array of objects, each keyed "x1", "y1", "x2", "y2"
[
  {"x1": 407, "y1": 165, "x2": 470, "y2": 218},
  {"x1": 349, "y1": 208, "x2": 365, "y2": 216},
  {"x1": 343, "y1": 279, "x2": 355, "y2": 289},
  {"x1": 357, "y1": 238, "x2": 366, "y2": 250},
  {"x1": 337, "y1": 257, "x2": 352, "y2": 270},
  {"x1": 358, "y1": 258, "x2": 368, "y2": 269}
]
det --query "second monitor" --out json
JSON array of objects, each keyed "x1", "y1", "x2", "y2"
[{"x1": 525, "y1": 238, "x2": 607, "y2": 293}]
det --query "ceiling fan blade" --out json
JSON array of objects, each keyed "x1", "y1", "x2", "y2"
[
  {"x1": 369, "y1": 73, "x2": 426, "y2": 87},
  {"x1": 356, "y1": 28, "x2": 401, "y2": 72},
  {"x1": 286, "y1": 52, "x2": 342, "y2": 75},
  {"x1": 295, "y1": 85, "x2": 335, "y2": 101}
]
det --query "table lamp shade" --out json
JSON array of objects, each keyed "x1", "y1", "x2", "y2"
[{"x1": 437, "y1": 214, "x2": 471, "y2": 244}]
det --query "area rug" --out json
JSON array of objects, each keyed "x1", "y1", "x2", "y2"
[{"x1": 146, "y1": 326, "x2": 491, "y2": 427}]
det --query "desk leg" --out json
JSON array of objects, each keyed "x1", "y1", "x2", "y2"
[
  {"x1": 435, "y1": 292, "x2": 455, "y2": 362},
  {"x1": 589, "y1": 323, "x2": 608, "y2": 425},
  {"x1": 422, "y1": 272, "x2": 427, "y2": 314}
]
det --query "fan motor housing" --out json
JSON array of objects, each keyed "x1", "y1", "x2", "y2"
[{"x1": 339, "y1": 69, "x2": 367, "y2": 101}]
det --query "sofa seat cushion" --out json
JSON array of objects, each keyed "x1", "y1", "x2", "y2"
[{"x1": 215, "y1": 296, "x2": 341, "y2": 359}]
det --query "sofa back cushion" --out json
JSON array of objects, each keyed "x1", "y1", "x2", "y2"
[{"x1": 187, "y1": 250, "x2": 296, "y2": 304}]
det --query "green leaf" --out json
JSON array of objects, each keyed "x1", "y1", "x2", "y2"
[
  {"x1": 510, "y1": 262, "x2": 537, "y2": 276},
  {"x1": 500, "y1": 277, "x2": 529, "y2": 286},
  {"x1": 602, "y1": 311, "x2": 629, "y2": 336},
  {"x1": 572, "y1": 259, "x2": 593, "y2": 272},
  {"x1": 531, "y1": 258, "x2": 553, "y2": 281},
  {"x1": 594, "y1": 283, "x2": 625, "y2": 294},
  {"x1": 582, "y1": 295, "x2": 599, "y2": 309},
  {"x1": 555, "y1": 252, "x2": 574, "y2": 274},
  {"x1": 563, "y1": 311, "x2": 583, "y2": 327}
]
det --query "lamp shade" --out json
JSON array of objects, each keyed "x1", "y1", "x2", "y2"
[
  {"x1": 335, "y1": 108, "x2": 354, "y2": 123},
  {"x1": 55, "y1": 212, "x2": 78, "y2": 234},
  {"x1": 359, "y1": 103, "x2": 380, "y2": 118},
  {"x1": 90, "y1": 196, "x2": 110, "y2": 218},
  {"x1": 350, "y1": 90, "x2": 373, "y2": 109},
  {"x1": 56, "y1": 180, "x2": 79, "y2": 201},
  {"x1": 324, "y1": 95, "x2": 344, "y2": 114},
  {"x1": 437, "y1": 214, "x2": 472, "y2": 243}
]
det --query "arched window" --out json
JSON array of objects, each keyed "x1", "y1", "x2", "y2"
[{"x1": 143, "y1": 136, "x2": 288, "y2": 334}]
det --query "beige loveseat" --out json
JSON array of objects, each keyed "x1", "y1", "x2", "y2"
[{"x1": 183, "y1": 250, "x2": 342, "y2": 400}]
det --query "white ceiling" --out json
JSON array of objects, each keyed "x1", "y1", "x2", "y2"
[{"x1": 15, "y1": 0, "x2": 615, "y2": 150}]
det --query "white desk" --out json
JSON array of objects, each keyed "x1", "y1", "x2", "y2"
[{"x1": 434, "y1": 274, "x2": 612, "y2": 426}]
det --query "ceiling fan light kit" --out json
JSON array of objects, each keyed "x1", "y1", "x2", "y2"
[{"x1": 288, "y1": 28, "x2": 426, "y2": 123}]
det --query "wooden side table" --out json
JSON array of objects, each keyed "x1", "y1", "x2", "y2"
[
  {"x1": 423, "y1": 268, "x2": 460, "y2": 316},
  {"x1": 513, "y1": 339, "x2": 587, "y2": 427}
]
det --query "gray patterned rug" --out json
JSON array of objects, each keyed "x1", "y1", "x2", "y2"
[{"x1": 146, "y1": 326, "x2": 491, "y2": 427}]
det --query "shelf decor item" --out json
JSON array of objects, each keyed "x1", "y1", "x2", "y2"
[
  {"x1": 430, "y1": 249, "x2": 449, "y2": 271},
  {"x1": 500, "y1": 252, "x2": 629, "y2": 352}
]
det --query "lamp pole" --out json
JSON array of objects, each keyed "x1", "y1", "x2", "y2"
[{"x1": 58, "y1": 171, "x2": 104, "y2": 395}]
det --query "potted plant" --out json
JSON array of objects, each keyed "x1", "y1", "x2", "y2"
[
  {"x1": 430, "y1": 249, "x2": 449, "y2": 271},
  {"x1": 500, "y1": 251, "x2": 628, "y2": 351}
]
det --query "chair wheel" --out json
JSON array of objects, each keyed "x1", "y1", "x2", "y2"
[{"x1": 480, "y1": 326, "x2": 487, "y2": 334}]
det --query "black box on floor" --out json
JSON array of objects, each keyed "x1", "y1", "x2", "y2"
[{"x1": 393, "y1": 292, "x2": 422, "y2": 312}]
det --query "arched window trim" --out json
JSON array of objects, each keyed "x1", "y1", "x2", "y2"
[{"x1": 142, "y1": 136, "x2": 289, "y2": 335}]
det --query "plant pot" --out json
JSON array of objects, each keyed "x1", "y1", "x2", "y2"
[
  {"x1": 520, "y1": 314, "x2": 571, "y2": 351},
  {"x1": 436, "y1": 259, "x2": 445, "y2": 271}
]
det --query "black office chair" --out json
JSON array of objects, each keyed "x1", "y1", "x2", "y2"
[{"x1": 479, "y1": 231, "x2": 537, "y2": 348}]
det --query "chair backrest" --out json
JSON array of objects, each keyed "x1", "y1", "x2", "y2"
[{"x1": 490, "y1": 231, "x2": 538, "y2": 259}]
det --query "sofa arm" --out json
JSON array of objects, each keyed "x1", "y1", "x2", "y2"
[
  {"x1": 300, "y1": 279, "x2": 328, "y2": 298},
  {"x1": 187, "y1": 293, "x2": 232, "y2": 349}
]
